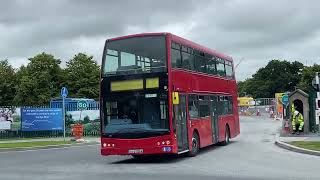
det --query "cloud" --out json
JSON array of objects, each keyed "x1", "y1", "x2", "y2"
[{"x1": 1, "y1": 0, "x2": 320, "y2": 80}]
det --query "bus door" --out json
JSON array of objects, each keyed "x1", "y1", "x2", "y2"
[
  {"x1": 174, "y1": 94, "x2": 188, "y2": 151},
  {"x1": 210, "y1": 95, "x2": 219, "y2": 143}
]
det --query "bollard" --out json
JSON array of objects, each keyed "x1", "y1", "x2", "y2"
[{"x1": 284, "y1": 120, "x2": 290, "y2": 133}]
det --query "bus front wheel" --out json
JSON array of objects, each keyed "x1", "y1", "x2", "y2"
[{"x1": 188, "y1": 132, "x2": 200, "y2": 157}]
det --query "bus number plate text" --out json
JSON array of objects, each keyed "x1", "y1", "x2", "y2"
[{"x1": 128, "y1": 149, "x2": 143, "y2": 154}]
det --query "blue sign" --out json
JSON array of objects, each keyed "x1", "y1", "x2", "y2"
[
  {"x1": 162, "y1": 147, "x2": 172, "y2": 152},
  {"x1": 61, "y1": 87, "x2": 68, "y2": 98},
  {"x1": 21, "y1": 108, "x2": 63, "y2": 131},
  {"x1": 281, "y1": 94, "x2": 289, "y2": 106}
]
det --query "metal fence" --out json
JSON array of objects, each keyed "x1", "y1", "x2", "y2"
[
  {"x1": 0, "y1": 103, "x2": 100, "y2": 139},
  {"x1": 0, "y1": 130, "x2": 100, "y2": 139},
  {"x1": 238, "y1": 98, "x2": 276, "y2": 117},
  {"x1": 255, "y1": 98, "x2": 276, "y2": 106}
]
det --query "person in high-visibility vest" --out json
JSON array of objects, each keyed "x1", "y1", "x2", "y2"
[{"x1": 292, "y1": 110, "x2": 304, "y2": 135}]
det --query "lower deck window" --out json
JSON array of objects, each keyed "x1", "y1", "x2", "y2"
[
  {"x1": 188, "y1": 94, "x2": 233, "y2": 119},
  {"x1": 188, "y1": 95, "x2": 199, "y2": 119}
]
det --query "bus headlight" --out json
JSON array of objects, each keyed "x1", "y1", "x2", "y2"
[{"x1": 157, "y1": 141, "x2": 171, "y2": 146}]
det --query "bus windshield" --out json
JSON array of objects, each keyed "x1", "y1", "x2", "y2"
[
  {"x1": 103, "y1": 91, "x2": 169, "y2": 139},
  {"x1": 103, "y1": 36, "x2": 167, "y2": 76}
]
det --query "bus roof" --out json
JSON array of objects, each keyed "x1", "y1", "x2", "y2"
[{"x1": 106, "y1": 32, "x2": 233, "y2": 62}]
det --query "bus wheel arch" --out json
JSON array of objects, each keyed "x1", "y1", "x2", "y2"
[{"x1": 188, "y1": 129, "x2": 200, "y2": 157}]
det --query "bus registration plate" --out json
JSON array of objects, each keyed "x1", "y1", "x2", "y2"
[{"x1": 128, "y1": 149, "x2": 143, "y2": 154}]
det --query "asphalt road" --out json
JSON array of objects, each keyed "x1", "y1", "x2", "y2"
[{"x1": 1, "y1": 116, "x2": 319, "y2": 180}]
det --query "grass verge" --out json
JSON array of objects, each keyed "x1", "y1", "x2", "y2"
[
  {"x1": 0, "y1": 137, "x2": 51, "y2": 142},
  {"x1": 289, "y1": 141, "x2": 320, "y2": 151},
  {"x1": 0, "y1": 141, "x2": 74, "y2": 149}
]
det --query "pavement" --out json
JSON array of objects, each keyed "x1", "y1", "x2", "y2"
[
  {"x1": 278, "y1": 134, "x2": 320, "y2": 142},
  {"x1": 275, "y1": 130, "x2": 320, "y2": 156},
  {"x1": 0, "y1": 116, "x2": 320, "y2": 180}
]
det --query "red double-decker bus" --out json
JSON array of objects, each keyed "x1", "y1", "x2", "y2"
[{"x1": 100, "y1": 32, "x2": 239, "y2": 157}]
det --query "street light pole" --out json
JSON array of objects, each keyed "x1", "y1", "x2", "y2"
[
  {"x1": 63, "y1": 96, "x2": 66, "y2": 141},
  {"x1": 315, "y1": 72, "x2": 320, "y2": 134},
  {"x1": 61, "y1": 87, "x2": 68, "y2": 141}
]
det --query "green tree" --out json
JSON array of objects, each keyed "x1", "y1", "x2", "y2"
[
  {"x1": 237, "y1": 80, "x2": 250, "y2": 97},
  {"x1": 298, "y1": 64, "x2": 320, "y2": 91},
  {"x1": 64, "y1": 53, "x2": 100, "y2": 99},
  {"x1": 0, "y1": 60, "x2": 16, "y2": 106},
  {"x1": 83, "y1": 115, "x2": 90, "y2": 124},
  {"x1": 240, "y1": 60, "x2": 304, "y2": 98},
  {"x1": 65, "y1": 113, "x2": 74, "y2": 129},
  {"x1": 83, "y1": 121, "x2": 100, "y2": 133},
  {"x1": 14, "y1": 53, "x2": 63, "y2": 106}
]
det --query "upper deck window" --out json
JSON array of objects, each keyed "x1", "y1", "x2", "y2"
[
  {"x1": 216, "y1": 58, "x2": 226, "y2": 76},
  {"x1": 225, "y1": 60, "x2": 234, "y2": 78},
  {"x1": 206, "y1": 57, "x2": 217, "y2": 75},
  {"x1": 195, "y1": 52, "x2": 206, "y2": 73},
  {"x1": 182, "y1": 51, "x2": 194, "y2": 70},
  {"x1": 170, "y1": 41, "x2": 233, "y2": 79},
  {"x1": 103, "y1": 36, "x2": 167, "y2": 76},
  {"x1": 171, "y1": 49, "x2": 182, "y2": 68}
]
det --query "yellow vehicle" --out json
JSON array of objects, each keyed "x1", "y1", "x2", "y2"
[{"x1": 238, "y1": 97, "x2": 254, "y2": 107}]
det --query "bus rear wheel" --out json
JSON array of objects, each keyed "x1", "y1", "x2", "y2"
[
  {"x1": 188, "y1": 132, "x2": 200, "y2": 157},
  {"x1": 220, "y1": 126, "x2": 230, "y2": 146}
]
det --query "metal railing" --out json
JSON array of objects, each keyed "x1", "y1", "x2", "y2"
[{"x1": 238, "y1": 98, "x2": 276, "y2": 117}]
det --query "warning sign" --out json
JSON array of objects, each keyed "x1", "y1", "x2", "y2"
[{"x1": 72, "y1": 124, "x2": 84, "y2": 139}]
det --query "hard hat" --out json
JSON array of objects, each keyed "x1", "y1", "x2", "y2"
[{"x1": 294, "y1": 111, "x2": 299, "y2": 116}]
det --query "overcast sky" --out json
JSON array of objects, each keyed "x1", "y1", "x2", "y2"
[{"x1": 1, "y1": 0, "x2": 319, "y2": 80}]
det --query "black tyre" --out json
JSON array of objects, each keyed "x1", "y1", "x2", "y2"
[
  {"x1": 220, "y1": 126, "x2": 230, "y2": 146},
  {"x1": 188, "y1": 132, "x2": 200, "y2": 157}
]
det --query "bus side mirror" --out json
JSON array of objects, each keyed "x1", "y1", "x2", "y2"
[{"x1": 172, "y1": 92, "x2": 179, "y2": 105}]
